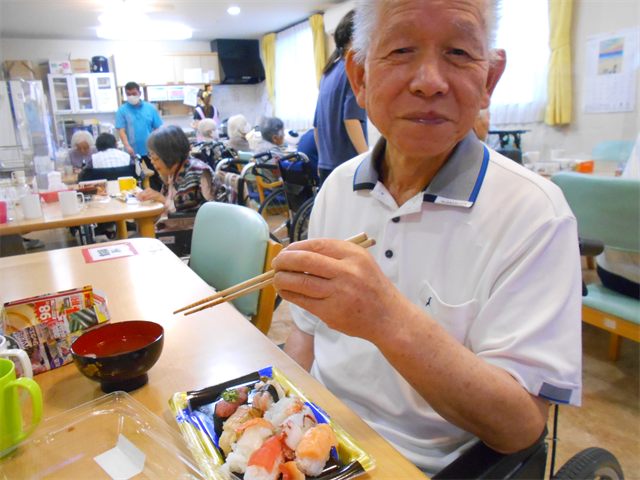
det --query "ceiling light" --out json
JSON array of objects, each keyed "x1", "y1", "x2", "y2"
[{"x1": 227, "y1": 6, "x2": 241, "y2": 15}]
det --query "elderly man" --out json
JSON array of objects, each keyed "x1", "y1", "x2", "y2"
[{"x1": 273, "y1": 0, "x2": 582, "y2": 475}]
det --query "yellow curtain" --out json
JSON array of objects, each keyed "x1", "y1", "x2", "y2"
[
  {"x1": 262, "y1": 33, "x2": 276, "y2": 110},
  {"x1": 309, "y1": 14, "x2": 326, "y2": 87},
  {"x1": 545, "y1": 0, "x2": 573, "y2": 125}
]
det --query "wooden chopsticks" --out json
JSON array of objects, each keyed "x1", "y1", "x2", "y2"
[{"x1": 174, "y1": 232, "x2": 376, "y2": 316}]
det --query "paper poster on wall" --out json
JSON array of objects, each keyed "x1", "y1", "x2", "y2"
[
  {"x1": 183, "y1": 86, "x2": 199, "y2": 107},
  {"x1": 584, "y1": 27, "x2": 639, "y2": 113}
]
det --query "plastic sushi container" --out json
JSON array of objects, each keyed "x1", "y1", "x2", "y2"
[
  {"x1": 0, "y1": 391, "x2": 218, "y2": 479},
  {"x1": 169, "y1": 366, "x2": 376, "y2": 480}
]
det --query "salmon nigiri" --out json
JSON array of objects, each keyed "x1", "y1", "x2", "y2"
[
  {"x1": 280, "y1": 461, "x2": 306, "y2": 480},
  {"x1": 294, "y1": 424, "x2": 338, "y2": 476},
  {"x1": 244, "y1": 434, "x2": 285, "y2": 480}
]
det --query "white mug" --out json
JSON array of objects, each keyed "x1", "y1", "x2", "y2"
[
  {"x1": 20, "y1": 194, "x2": 42, "y2": 219},
  {"x1": 58, "y1": 190, "x2": 85, "y2": 216},
  {"x1": 106, "y1": 180, "x2": 121, "y2": 196},
  {"x1": 0, "y1": 335, "x2": 32, "y2": 379},
  {"x1": 523, "y1": 151, "x2": 540, "y2": 164},
  {"x1": 11, "y1": 171, "x2": 26, "y2": 185}
]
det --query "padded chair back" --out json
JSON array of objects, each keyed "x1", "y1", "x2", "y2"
[
  {"x1": 591, "y1": 141, "x2": 636, "y2": 163},
  {"x1": 78, "y1": 164, "x2": 138, "y2": 182},
  {"x1": 551, "y1": 172, "x2": 640, "y2": 252},
  {"x1": 189, "y1": 202, "x2": 270, "y2": 317}
]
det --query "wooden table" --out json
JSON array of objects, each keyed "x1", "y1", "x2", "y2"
[
  {"x1": 0, "y1": 238, "x2": 427, "y2": 479},
  {"x1": 0, "y1": 196, "x2": 165, "y2": 240}
]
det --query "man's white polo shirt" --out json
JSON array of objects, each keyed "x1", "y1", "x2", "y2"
[{"x1": 291, "y1": 133, "x2": 583, "y2": 474}]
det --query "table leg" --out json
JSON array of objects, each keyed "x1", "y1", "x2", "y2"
[
  {"x1": 115, "y1": 220, "x2": 128, "y2": 240},
  {"x1": 137, "y1": 218, "x2": 156, "y2": 238}
]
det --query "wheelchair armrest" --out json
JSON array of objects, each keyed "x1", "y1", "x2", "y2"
[
  {"x1": 579, "y1": 237, "x2": 605, "y2": 257},
  {"x1": 279, "y1": 152, "x2": 309, "y2": 164},
  {"x1": 433, "y1": 428, "x2": 548, "y2": 480},
  {"x1": 167, "y1": 211, "x2": 198, "y2": 220},
  {"x1": 237, "y1": 150, "x2": 255, "y2": 162}
]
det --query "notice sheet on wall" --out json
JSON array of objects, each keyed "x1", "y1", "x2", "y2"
[{"x1": 584, "y1": 27, "x2": 639, "y2": 113}]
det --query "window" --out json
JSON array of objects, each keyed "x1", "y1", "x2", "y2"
[
  {"x1": 490, "y1": 0, "x2": 550, "y2": 125},
  {"x1": 275, "y1": 21, "x2": 319, "y2": 130}
]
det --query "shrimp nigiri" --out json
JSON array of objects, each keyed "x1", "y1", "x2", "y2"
[{"x1": 295, "y1": 424, "x2": 339, "y2": 477}]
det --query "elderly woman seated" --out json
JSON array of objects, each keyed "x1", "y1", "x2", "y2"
[
  {"x1": 136, "y1": 125, "x2": 214, "y2": 231},
  {"x1": 198, "y1": 118, "x2": 219, "y2": 143},
  {"x1": 225, "y1": 114, "x2": 252, "y2": 153},
  {"x1": 253, "y1": 117, "x2": 288, "y2": 158},
  {"x1": 69, "y1": 131, "x2": 97, "y2": 172}
]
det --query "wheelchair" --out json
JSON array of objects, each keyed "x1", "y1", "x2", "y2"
[
  {"x1": 247, "y1": 150, "x2": 317, "y2": 244},
  {"x1": 436, "y1": 237, "x2": 624, "y2": 480},
  {"x1": 190, "y1": 141, "x2": 235, "y2": 171}
]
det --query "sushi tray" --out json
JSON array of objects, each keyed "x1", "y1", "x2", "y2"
[{"x1": 169, "y1": 366, "x2": 376, "y2": 480}]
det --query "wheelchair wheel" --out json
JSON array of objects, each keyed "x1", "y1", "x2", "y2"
[
  {"x1": 258, "y1": 188, "x2": 290, "y2": 244},
  {"x1": 552, "y1": 448, "x2": 624, "y2": 480},
  {"x1": 291, "y1": 197, "x2": 314, "y2": 242}
]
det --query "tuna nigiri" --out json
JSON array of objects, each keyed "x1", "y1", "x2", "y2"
[{"x1": 215, "y1": 386, "x2": 249, "y2": 418}]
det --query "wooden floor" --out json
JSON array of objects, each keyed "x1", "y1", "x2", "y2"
[{"x1": 6, "y1": 231, "x2": 639, "y2": 479}]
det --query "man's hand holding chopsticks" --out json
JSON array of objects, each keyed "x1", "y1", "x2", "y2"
[{"x1": 272, "y1": 238, "x2": 412, "y2": 342}]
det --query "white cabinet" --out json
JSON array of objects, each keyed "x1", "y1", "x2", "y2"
[
  {"x1": 72, "y1": 74, "x2": 97, "y2": 112},
  {"x1": 47, "y1": 73, "x2": 117, "y2": 114},
  {"x1": 48, "y1": 75, "x2": 74, "y2": 113}
]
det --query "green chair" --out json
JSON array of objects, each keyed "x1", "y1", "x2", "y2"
[
  {"x1": 189, "y1": 202, "x2": 283, "y2": 335},
  {"x1": 552, "y1": 172, "x2": 640, "y2": 360},
  {"x1": 591, "y1": 141, "x2": 636, "y2": 163}
]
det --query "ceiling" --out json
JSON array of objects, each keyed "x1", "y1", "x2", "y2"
[{"x1": 0, "y1": 0, "x2": 342, "y2": 41}]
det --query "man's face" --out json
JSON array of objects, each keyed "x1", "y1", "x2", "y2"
[
  {"x1": 125, "y1": 88, "x2": 140, "y2": 99},
  {"x1": 347, "y1": 0, "x2": 505, "y2": 161}
]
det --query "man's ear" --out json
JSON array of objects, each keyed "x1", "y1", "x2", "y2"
[
  {"x1": 481, "y1": 49, "x2": 506, "y2": 109},
  {"x1": 345, "y1": 50, "x2": 367, "y2": 109}
]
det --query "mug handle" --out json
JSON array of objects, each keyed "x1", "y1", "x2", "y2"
[
  {"x1": 8, "y1": 377, "x2": 43, "y2": 443},
  {"x1": 76, "y1": 192, "x2": 85, "y2": 209},
  {"x1": 6, "y1": 349, "x2": 33, "y2": 379}
]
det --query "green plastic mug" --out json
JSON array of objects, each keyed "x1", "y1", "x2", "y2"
[{"x1": 0, "y1": 358, "x2": 42, "y2": 456}]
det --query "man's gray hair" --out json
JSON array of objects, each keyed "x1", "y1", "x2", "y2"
[
  {"x1": 352, "y1": 0, "x2": 501, "y2": 65},
  {"x1": 260, "y1": 117, "x2": 284, "y2": 144},
  {"x1": 70, "y1": 130, "x2": 95, "y2": 149}
]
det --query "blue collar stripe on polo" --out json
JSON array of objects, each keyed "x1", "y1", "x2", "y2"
[{"x1": 353, "y1": 132, "x2": 488, "y2": 208}]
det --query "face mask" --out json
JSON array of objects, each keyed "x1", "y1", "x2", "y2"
[{"x1": 127, "y1": 95, "x2": 140, "y2": 106}]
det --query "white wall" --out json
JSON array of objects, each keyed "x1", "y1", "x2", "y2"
[
  {"x1": 0, "y1": 37, "x2": 270, "y2": 133},
  {"x1": 491, "y1": 0, "x2": 639, "y2": 159}
]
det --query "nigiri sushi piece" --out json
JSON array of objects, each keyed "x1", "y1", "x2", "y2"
[
  {"x1": 225, "y1": 418, "x2": 274, "y2": 474},
  {"x1": 280, "y1": 408, "x2": 317, "y2": 456},
  {"x1": 253, "y1": 384, "x2": 280, "y2": 412},
  {"x1": 215, "y1": 386, "x2": 249, "y2": 418},
  {"x1": 295, "y1": 424, "x2": 339, "y2": 477},
  {"x1": 280, "y1": 461, "x2": 306, "y2": 480},
  {"x1": 245, "y1": 434, "x2": 285, "y2": 480},
  {"x1": 264, "y1": 395, "x2": 306, "y2": 428},
  {"x1": 219, "y1": 404, "x2": 262, "y2": 456}
]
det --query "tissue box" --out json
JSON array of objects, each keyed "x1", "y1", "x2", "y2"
[
  {"x1": 1, "y1": 286, "x2": 111, "y2": 375},
  {"x1": 49, "y1": 59, "x2": 72, "y2": 75}
]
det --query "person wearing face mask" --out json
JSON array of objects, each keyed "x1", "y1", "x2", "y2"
[{"x1": 116, "y1": 81, "x2": 163, "y2": 190}]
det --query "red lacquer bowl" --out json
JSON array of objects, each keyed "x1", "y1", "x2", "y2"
[{"x1": 71, "y1": 321, "x2": 164, "y2": 393}]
